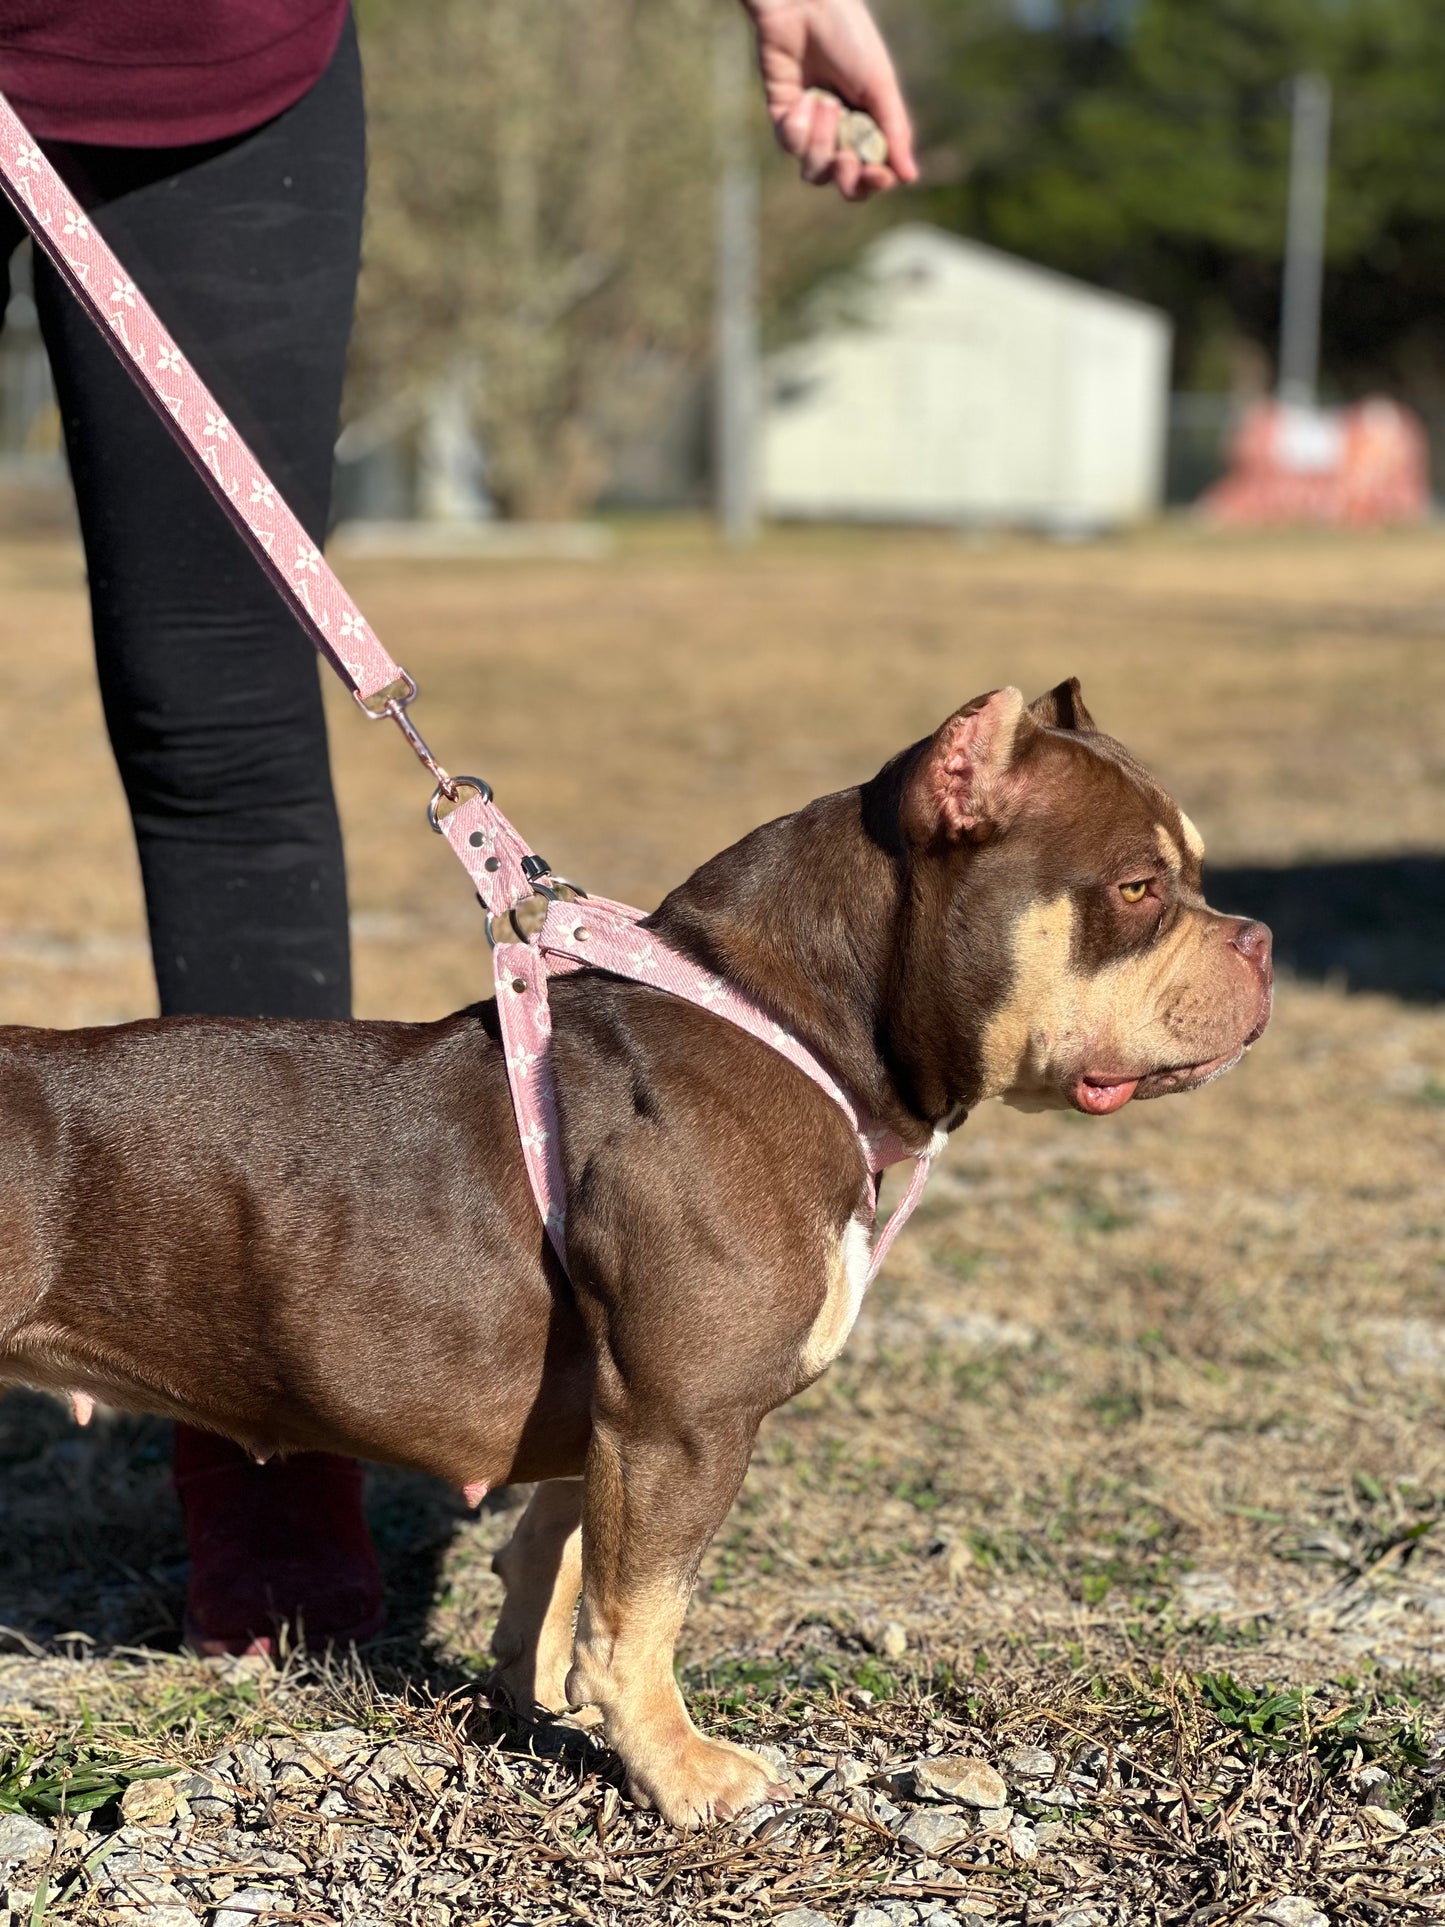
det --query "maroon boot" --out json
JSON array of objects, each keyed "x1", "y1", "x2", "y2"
[{"x1": 174, "y1": 1426, "x2": 385, "y2": 1656}]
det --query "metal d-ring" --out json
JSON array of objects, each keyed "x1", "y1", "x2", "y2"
[
  {"x1": 480, "y1": 877, "x2": 589, "y2": 950},
  {"x1": 427, "y1": 775, "x2": 494, "y2": 834}
]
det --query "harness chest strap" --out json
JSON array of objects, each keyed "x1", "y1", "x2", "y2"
[{"x1": 495, "y1": 900, "x2": 936, "y2": 1285}]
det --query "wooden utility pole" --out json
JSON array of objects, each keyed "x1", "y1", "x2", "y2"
[
  {"x1": 1278, "y1": 72, "x2": 1331, "y2": 408},
  {"x1": 712, "y1": 12, "x2": 760, "y2": 548}
]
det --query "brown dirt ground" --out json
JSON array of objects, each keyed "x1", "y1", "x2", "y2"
[{"x1": 2, "y1": 522, "x2": 1445, "y2": 1924}]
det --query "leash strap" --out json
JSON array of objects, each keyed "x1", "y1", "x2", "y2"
[
  {"x1": 0, "y1": 94, "x2": 399, "y2": 705},
  {"x1": 0, "y1": 89, "x2": 936, "y2": 1281}
]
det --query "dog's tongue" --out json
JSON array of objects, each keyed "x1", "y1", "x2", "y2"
[{"x1": 1073, "y1": 1075, "x2": 1139, "y2": 1115}]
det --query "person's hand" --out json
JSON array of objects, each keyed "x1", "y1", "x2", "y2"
[{"x1": 743, "y1": 0, "x2": 918, "y2": 202}]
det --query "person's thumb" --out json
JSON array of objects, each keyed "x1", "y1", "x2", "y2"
[{"x1": 860, "y1": 70, "x2": 918, "y2": 183}]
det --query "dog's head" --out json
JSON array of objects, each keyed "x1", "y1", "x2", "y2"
[{"x1": 882, "y1": 680, "x2": 1272, "y2": 1116}]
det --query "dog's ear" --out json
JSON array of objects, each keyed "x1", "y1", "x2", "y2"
[
  {"x1": 904, "y1": 686, "x2": 1032, "y2": 843},
  {"x1": 1029, "y1": 677, "x2": 1096, "y2": 733}
]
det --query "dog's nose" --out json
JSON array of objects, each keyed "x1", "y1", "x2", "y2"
[{"x1": 1229, "y1": 919, "x2": 1272, "y2": 975}]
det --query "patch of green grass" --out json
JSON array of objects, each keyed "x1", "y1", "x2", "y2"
[
  {"x1": 1087, "y1": 1388, "x2": 1145, "y2": 1429},
  {"x1": 931, "y1": 1247, "x2": 984, "y2": 1282},
  {"x1": 890, "y1": 1466, "x2": 949, "y2": 1513},
  {"x1": 683, "y1": 1649, "x2": 904, "y2": 1732},
  {"x1": 1281, "y1": 1481, "x2": 1445, "y2": 1575},
  {"x1": 1075, "y1": 1541, "x2": 1183, "y2": 1610},
  {"x1": 949, "y1": 1355, "x2": 1012, "y2": 1401},
  {"x1": 0, "y1": 1744, "x2": 177, "y2": 1821},
  {"x1": 1034, "y1": 1181, "x2": 1139, "y2": 1234},
  {"x1": 964, "y1": 1524, "x2": 1059, "y2": 1578},
  {"x1": 1416, "y1": 1076, "x2": 1445, "y2": 1108},
  {"x1": 815, "y1": 1655, "x2": 899, "y2": 1702},
  {"x1": 1194, "y1": 1671, "x2": 1442, "y2": 1821},
  {"x1": 684, "y1": 1654, "x2": 793, "y2": 1717},
  {"x1": 960, "y1": 1478, "x2": 1182, "y2": 1611}
]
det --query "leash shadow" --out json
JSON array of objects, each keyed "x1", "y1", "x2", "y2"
[{"x1": 1210, "y1": 852, "x2": 1445, "y2": 1004}]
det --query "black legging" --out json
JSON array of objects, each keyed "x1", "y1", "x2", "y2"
[{"x1": 0, "y1": 16, "x2": 363, "y2": 1020}]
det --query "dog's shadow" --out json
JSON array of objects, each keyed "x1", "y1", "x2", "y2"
[
  {"x1": 1212, "y1": 852, "x2": 1445, "y2": 1004},
  {"x1": 0, "y1": 1389, "x2": 498, "y2": 1677}
]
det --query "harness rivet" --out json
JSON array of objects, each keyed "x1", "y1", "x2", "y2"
[
  {"x1": 484, "y1": 856, "x2": 501, "y2": 872},
  {"x1": 573, "y1": 925, "x2": 590, "y2": 941},
  {"x1": 468, "y1": 830, "x2": 485, "y2": 848},
  {"x1": 511, "y1": 978, "x2": 527, "y2": 994}
]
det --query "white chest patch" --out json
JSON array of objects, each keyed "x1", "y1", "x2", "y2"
[{"x1": 799, "y1": 1213, "x2": 874, "y2": 1379}]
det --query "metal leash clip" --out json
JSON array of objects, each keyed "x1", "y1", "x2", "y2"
[
  {"x1": 355, "y1": 669, "x2": 475, "y2": 810},
  {"x1": 356, "y1": 667, "x2": 589, "y2": 939}
]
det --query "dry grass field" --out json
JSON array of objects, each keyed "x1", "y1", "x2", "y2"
[{"x1": 2, "y1": 522, "x2": 1444, "y2": 1924}]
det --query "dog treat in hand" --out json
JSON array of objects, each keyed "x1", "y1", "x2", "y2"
[{"x1": 806, "y1": 88, "x2": 889, "y2": 166}]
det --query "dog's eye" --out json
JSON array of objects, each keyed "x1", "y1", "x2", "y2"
[{"x1": 1119, "y1": 879, "x2": 1151, "y2": 904}]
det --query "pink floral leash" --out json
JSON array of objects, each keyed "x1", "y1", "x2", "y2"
[{"x1": 0, "y1": 91, "x2": 936, "y2": 1284}]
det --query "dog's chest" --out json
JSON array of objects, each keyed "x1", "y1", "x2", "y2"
[{"x1": 798, "y1": 1214, "x2": 873, "y2": 1379}]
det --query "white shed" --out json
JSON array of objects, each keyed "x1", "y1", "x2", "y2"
[{"x1": 761, "y1": 225, "x2": 1172, "y2": 530}]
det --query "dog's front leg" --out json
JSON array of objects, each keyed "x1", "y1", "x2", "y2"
[
  {"x1": 490, "y1": 1477, "x2": 584, "y2": 1714},
  {"x1": 566, "y1": 1415, "x2": 785, "y2": 1828}
]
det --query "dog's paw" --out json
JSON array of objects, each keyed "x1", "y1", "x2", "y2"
[{"x1": 627, "y1": 1734, "x2": 788, "y2": 1830}]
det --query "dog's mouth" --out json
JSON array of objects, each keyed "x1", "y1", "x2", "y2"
[
  {"x1": 1069, "y1": 985, "x2": 1273, "y2": 1116},
  {"x1": 1070, "y1": 1039, "x2": 1264, "y2": 1114},
  {"x1": 1069, "y1": 1053, "x2": 1234, "y2": 1113},
  {"x1": 1069, "y1": 1074, "x2": 1140, "y2": 1115}
]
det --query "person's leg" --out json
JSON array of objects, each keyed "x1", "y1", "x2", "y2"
[
  {"x1": 32, "y1": 15, "x2": 383, "y2": 1652},
  {"x1": 37, "y1": 25, "x2": 360, "y2": 1018}
]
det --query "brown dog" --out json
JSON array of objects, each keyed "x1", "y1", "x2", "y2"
[{"x1": 0, "y1": 681, "x2": 1271, "y2": 1826}]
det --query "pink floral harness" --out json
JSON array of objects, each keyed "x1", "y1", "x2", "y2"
[
  {"x1": 492, "y1": 892, "x2": 936, "y2": 1282},
  {"x1": 0, "y1": 91, "x2": 936, "y2": 1285}
]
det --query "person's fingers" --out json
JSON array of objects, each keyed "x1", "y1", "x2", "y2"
[
  {"x1": 800, "y1": 90, "x2": 842, "y2": 184},
  {"x1": 847, "y1": 160, "x2": 897, "y2": 201},
  {"x1": 870, "y1": 102, "x2": 917, "y2": 184},
  {"x1": 773, "y1": 85, "x2": 815, "y2": 160},
  {"x1": 857, "y1": 68, "x2": 918, "y2": 184},
  {"x1": 831, "y1": 147, "x2": 864, "y2": 199}
]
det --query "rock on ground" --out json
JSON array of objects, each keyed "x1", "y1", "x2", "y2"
[
  {"x1": 119, "y1": 1772, "x2": 182, "y2": 1827},
  {"x1": 0, "y1": 1811, "x2": 52, "y2": 1867},
  {"x1": 896, "y1": 1807, "x2": 974, "y2": 1854},
  {"x1": 913, "y1": 1756, "x2": 1008, "y2": 1808},
  {"x1": 213, "y1": 1888, "x2": 294, "y2": 1927},
  {"x1": 1257, "y1": 1899, "x2": 1331, "y2": 1927},
  {"x1": 997, "y1": 1744, "x2": 1056, "y2": 1784}
]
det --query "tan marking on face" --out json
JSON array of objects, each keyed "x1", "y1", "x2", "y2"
[
  {"x1": 1178, "y1": 810, "x2": 1205, "y2": 861},
  {"x1": 1154, "y1": 824, "x2": 1183, "y2": 872},
  {"x1": 491, "y1": 1478, "x2": 584, "y2": 1712},
  {"x1": 975, "y1": 895, "x2": 1077, "y2": 1103},
  {"x1": 977, "y1": 889, "x2": 1262, "y2": 1108},
  {"x1": 798, "y1": 1215, "x2": 871, "y2": 1380}
]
